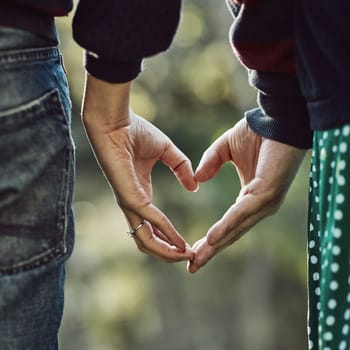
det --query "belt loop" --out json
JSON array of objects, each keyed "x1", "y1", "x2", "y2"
[{"x1": 59, "y1": 53, "x2": 67, "y2": 74}]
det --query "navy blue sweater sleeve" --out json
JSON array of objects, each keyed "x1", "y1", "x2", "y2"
[
  {"x1": 245, "y1": 70, "x2": 312, "y2": 149},
  {"x1": 72, "y1": 0, "x2": 181, "y2": 83},
  {"x1": 227, "y1": 0, "x2": 312, "y2": 149}
]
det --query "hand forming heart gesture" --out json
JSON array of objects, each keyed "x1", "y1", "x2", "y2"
[
  {"x1": 82, "y1": 75, "x2": 306, "y2": 271},
  {"x1": 82, "y1": 75, "x2": 197, "y2": 263},
  {"x1": 187, "y1": 118, "x2": 306, "y2": 273}
]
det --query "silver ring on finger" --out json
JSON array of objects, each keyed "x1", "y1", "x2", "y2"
[{"x1": 127, "y1": 220, "x2": 146, "y2": 237}]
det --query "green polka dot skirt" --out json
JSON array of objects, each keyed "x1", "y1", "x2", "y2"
[{"x1": 308, "y1": 124, "x2": 350, "y2": 349}]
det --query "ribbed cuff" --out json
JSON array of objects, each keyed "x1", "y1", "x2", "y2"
[
  {"x1": 246, "y1": 108, "x2": 313, "y2": 149},
  {"x1": 85, "y1": 53, "x2": 142, "y2": 83}
]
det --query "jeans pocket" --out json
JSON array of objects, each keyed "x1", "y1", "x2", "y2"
[{"x1": 0, "y1": 89, "x2": 75, "y2": 276}]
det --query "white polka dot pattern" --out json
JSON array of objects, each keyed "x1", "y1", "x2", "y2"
[{"x1": 308, "y1": 125, "x2": 350, "y2": 349}]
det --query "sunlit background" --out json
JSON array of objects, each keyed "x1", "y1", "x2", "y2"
[{"x1": 56, "y1": 1, "x2": 310, "y2": 349}]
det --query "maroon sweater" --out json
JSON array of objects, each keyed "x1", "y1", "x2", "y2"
[{"x1": 226, "y1": 0, "x2": 312, "y2": 148}]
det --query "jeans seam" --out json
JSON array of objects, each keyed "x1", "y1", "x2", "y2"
[
  {"x1": 55, "y1": 86, "x2": 73, "y2": 257},
  {"x1": 0, "y1": 246, "x2": 66, "y2": 276},
  {"x1": 0, "y1": 47, "x2": 59, "y2": 66}
]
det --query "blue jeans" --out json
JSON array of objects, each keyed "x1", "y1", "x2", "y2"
[{"x1": 0, "y1": 28, "x2": 75, "y2": 349}]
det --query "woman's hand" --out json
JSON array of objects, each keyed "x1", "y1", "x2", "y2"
[
  {"x1": 188, "y1": 118, "x2": 307, "y2": 272},
  {"x1": 82, "y1": 75, "x2": 197, "y2": 262}
]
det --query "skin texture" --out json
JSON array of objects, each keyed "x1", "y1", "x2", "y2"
[
  {"x1": 81, "y1": 74, "x2": 197, "y2": 262},
  {"x1": 187, "y1": 118, "x2": 307, "y2": 273},
  {"x1": 81, "y1": 74, "x2": 306, "y2": 270}
]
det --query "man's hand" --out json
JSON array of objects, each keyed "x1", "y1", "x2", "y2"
[
  {"x1": 82, "y1": 74, "x2": 197, "y2": 262},
  {"x1": 188, "y1": 118, "x2": 307, "y2": 273}
]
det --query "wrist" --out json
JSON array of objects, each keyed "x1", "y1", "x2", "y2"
[{"x1": 82, "y1": 73, "x2": 132, "y2": 131}]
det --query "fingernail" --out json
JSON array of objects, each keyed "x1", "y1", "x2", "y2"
[{"x1": 189, "y1": 266, "x2": 198, "y2": 274}]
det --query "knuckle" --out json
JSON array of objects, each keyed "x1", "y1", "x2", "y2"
[
  {"x1": 135, "y1": 201, "x2": 152, "y2": 213},
  {"x1": 217, "y1": 220, "x2": 231, "y2": 236},
  {"x1": 172, "y1": 158, "x2": 189, "y2": 172},
  {"x1": 118, "y1": 192, "x2": 151, "y2": 212},
  {"x1": 195, "y1": 254, "x2": 208, "y2": 267}
]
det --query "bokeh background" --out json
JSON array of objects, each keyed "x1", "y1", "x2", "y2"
[{"x1": 56, "y1": 1, "x2": 311, "y2": 349}]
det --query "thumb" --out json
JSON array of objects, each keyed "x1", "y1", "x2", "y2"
[
  {"x1": 195, "y1": 131, "x2": 231, "y2": 183},
  {"x1": 206, "y1": 178, "x2": 279, "y2": 247},
  {"x1": 161, "y1": 140, "x2": 198, "y2": 192}
]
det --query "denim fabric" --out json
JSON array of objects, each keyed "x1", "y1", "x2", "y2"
[{"x1": 0, "y1": 27, "x2": 75, "y2": 350}]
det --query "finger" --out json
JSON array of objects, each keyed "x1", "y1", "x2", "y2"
[
  {"x1": 187, "y1": 260, "x2": 197, "y2": 273},
  {"x1": 134, "y1": 224, "x2": 195, "y2": 262},
  {"x1": 165, "y1": 237, "x2": 193, "y2": 253},
  {"x1": 152, "y1": 225, "x2": 173, "y2": 245},
  {"x1": 139, "y1": 239, "x2": 195, "y2": 263},
  {"x1": 187, "y1": 238, "x2": 205, "y2": 273},
  {"x1": 188, "y1": 211, "x2": 259, "y2": 272},
  {"x1": 135, "y1": 202, "x2": 187, "y2": 252},
  {"x1": 112, "y1": 164, "x2": 186, "y2": 251},
  {"x1": 160, "y1": 141, "x2": 198, "y2": 192},
  {"x1": 206, "y1": 191, "x2": 278, "y2": 247},
  {"x1": 192, "y1": 238, "x2": 204, "y2": 251},
  {"x1": 125, "y1": 211, "x2": 195, "y2": 262},
  {"x1": 195, "y1": 131, "x2": 231, "y2": 183},
  {"x1": 187, "y1": 238, "x2": 216, "y2": 274}
]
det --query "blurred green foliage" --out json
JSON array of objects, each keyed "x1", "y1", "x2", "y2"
[{"x1": 57, "y1": 1, "x2": 310, "y2": 349}]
